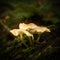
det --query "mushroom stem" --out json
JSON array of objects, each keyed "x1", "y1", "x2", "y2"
[
  {"x1": 28, "y1": 37, "x2": 34, "y2": 46},
  {"x1": 36, "y1": 33, "x2": 41, "y2": 42},
  {"x1": 20, "y1": 34, "x2": 28, "y2": 47}
]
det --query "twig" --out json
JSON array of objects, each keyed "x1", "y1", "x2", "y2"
[
  {"x1": 0, "y1": 19, "x2": 16, "y2": 40},
  {"x1": 0, "y1": 20, "x2": 10, "y2": 32}
]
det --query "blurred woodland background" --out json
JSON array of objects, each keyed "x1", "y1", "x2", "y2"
[{"x1": 0, "y1": 0, "x2": 60, "y2": 60}]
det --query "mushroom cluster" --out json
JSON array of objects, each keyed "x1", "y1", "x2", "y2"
[{"x1": 10, "y1": 23, "x2": 51, "y2": 47}]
